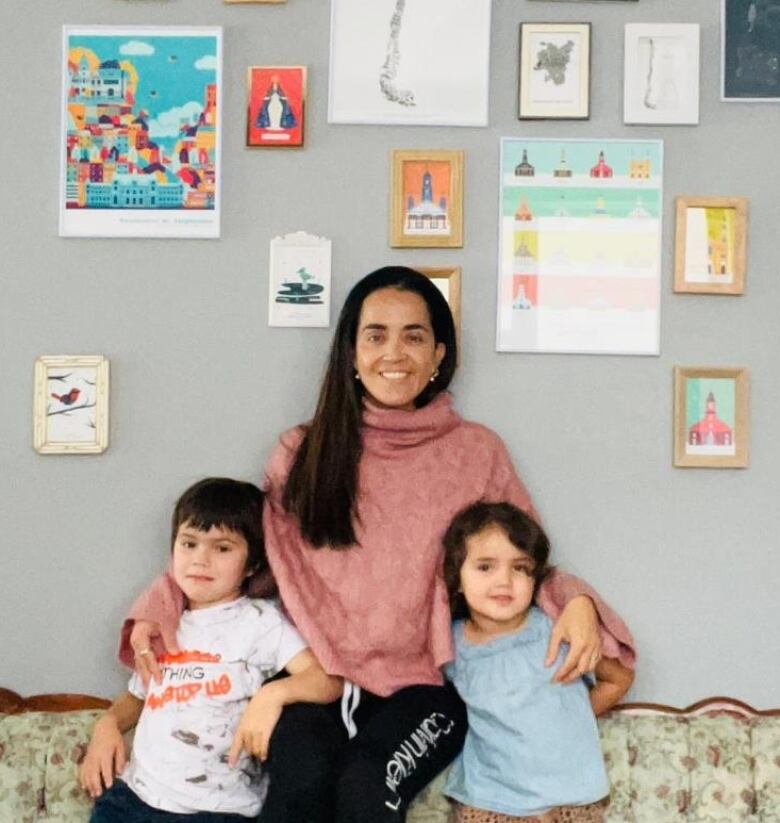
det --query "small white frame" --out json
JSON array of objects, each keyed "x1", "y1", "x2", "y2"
[
  {"x1": 268, "y1": 231, "x2": 332, "y2": 327},
  {"x1": 624, "y1": 24, "x2": 700, "y2": 125},
  {"x1": 328, "y1": 0, "x2": 492, "y2": 126}
]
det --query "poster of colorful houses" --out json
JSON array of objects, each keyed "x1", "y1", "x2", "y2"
[
  {"x1": 497, "y1": 138, "x2": 663, "y2": 355},
  {"x1": 59, "y1": 26, "x2": 222, "y2": 238}
]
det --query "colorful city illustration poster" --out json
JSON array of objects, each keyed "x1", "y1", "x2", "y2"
[
  {"x1": 497, "y1": 138, "x2": 663, "y2": 355},
  {"x1": 685, "y1": 377, "x2": 737, "y2": 456},
  {"x1": 247, "y1": 67, "x2": 306, "y2": 147},
  {"x1": 683, "y1": 207, "x2": 737, "y2": 284},
  {"x1": 59, "y1": 26, "x2": 222, "y2": 238},
  {"x1": 402, "y1": 160, "x2": 452, "y2": 237}
]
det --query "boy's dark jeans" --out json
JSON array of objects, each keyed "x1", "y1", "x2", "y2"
[{"x1": 90, "y1": 779, "x2": 250, "y2": 823}]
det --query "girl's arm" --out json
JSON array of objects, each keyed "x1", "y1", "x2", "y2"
[
  {"x1": 590, "y1": 656, "x2": 635, "y2": 716},
  {"x1": 79, "y1": 691, "x2": 143, "y2": 798},
  {"x1": 228, "y1": 649, "x2": 343, "y2": 765}
]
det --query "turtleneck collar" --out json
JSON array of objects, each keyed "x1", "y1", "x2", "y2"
[{"x1": 361, "y1": 391, "x2": 461, "y2": 451}]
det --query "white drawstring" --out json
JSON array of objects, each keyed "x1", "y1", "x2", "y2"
[{"x1": 340, "y1": 681, "x2": 361, "y2": 739}]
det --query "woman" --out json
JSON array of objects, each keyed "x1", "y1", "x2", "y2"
[{"x1": 123, "y1": 267, "x2": 634, "y2": 823}]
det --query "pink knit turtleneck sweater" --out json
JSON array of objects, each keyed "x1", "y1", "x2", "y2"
[{"x1": 120, "y1": 394, "x2": 634, "y2": 696}]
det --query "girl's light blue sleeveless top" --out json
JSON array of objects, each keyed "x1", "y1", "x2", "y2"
[{"x1": 444, "y1": 607, "x2": 609, "y2": 816}]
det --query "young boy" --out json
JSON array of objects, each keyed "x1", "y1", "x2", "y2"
[{"x1": 80, "y1": 478, "x2": 342, "y2": 821}]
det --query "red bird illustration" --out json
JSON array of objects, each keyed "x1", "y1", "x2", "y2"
[{"x1": 51, "y1": 388, "x2": 81, "y2": 405}]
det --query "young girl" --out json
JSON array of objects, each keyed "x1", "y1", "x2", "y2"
[{"x1": 442, "y1": 502, "x2": 634, "y2": 823}]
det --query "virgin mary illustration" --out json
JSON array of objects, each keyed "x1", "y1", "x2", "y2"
[{"x1": 256, "y1": 75, "x2": 297, "y2": 131}]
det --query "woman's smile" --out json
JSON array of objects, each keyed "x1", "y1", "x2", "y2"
[{"x1": 354, "y1": 288, "x2": 445, "y2": 411}]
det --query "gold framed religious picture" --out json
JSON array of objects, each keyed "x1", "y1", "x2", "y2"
[
  {"x1": 674, "y1": 196, "x2": 748, "y2": 295},
  {"x1": 518, "y1": 22, "x2": 591, "y2": 120},
  {"x1": 416, "y1": 266, "x2": 462, "y2": 358},
  {"x1": 33, "y1": 356, "x2": 110, "y2": 454},
  {"x1": 673, "y1": 366, "x2": 749, "y2": 468},
  {"x1": 390, "y1": 150, "x2": 464, "y2": 248}
]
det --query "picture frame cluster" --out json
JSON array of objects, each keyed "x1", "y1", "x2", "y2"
[{"x1": 44, "y1": 2, "x2": 764, "y2": 466}]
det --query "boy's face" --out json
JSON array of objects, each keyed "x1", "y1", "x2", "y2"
[
  {"x1": 172, "y1": 522, "x2": 251, "y2": 611},
  {"x1": 459, "y1": 525, "x2": 536, "y2": 635}
]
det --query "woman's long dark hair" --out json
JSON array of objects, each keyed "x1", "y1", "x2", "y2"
[{"x1": 283, "y1": 266, "x2": 458, "y2": 548}]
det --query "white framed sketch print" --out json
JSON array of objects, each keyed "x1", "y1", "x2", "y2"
[
  {"x1": 624, "y1": 24, "x2": 700, "y2": 125},
  {"x1": 328, "y1": 0, "x2": 491, "y2": 126}
]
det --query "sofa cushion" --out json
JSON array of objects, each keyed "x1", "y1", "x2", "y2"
[
  {"x1": 3, "y1": 697, "x2": 780, "y2": 823},
  {"x1": 44, "y1": 711, "x2": 101, "y2": 821},
  {"x1": 0, "y1": 711, "x2": 53, "y2": 823}
]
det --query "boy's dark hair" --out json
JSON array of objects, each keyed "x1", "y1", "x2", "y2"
[
  {"x1": 442, "y1": 501, "x2": 551, "y2": 619},
  {"x1": 171, "y1": 478, "x2": 267, "y2": 582}
]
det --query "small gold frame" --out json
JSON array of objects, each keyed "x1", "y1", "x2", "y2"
[
  {"x1": 390, "y1": 150, "x2": 464, "y2": 248},
  {"x1": 674, "y1": 196, "x2": 748, "y2": 295},
  {"x1": 673, "y1": 366, "x2": 749, "y2": 468},
  {"x1": 33, "y1": 356, "x2": 110, "y2": 454},
  {"x1": 417, "y1": 266, "x2": 462, "y2": 360}
]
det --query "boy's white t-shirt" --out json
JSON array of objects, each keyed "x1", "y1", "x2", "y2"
[{"x1": 122, "y1": 596, "x2": 307, "y2": 817}]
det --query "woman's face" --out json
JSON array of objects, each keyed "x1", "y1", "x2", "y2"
[{"x1": 353, "y1": 287, "x2": 445, "y2": 411}]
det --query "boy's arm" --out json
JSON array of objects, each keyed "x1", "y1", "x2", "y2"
[
  {"x1": 589, "y1": 656, "x2": 635, "y2": 717},
  {"x1": 229, "y1": 649, "x2": 343, "y2": 765},
  {"x1": 80, "y1": 691, "x2": 144, "y2": 798}
]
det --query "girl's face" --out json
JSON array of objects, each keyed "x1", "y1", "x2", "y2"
[
  {"x1": 459, "y1": 525, "x2": 536, "y2": 636},
  {"x1": 172, "y1": 522, "x2": 251, "y2": 610},
  {"x1": 353, "y1": 288, "x2": 445, "y2": 411}
]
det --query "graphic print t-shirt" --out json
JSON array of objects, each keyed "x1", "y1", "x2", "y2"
[{"x1": 122, "y1": 597, "x2": 307, "y2": 816}]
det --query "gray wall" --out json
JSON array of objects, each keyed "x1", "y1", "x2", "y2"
[{"x1": 2, "y1": 0, "x2": 778, "y2": 707}]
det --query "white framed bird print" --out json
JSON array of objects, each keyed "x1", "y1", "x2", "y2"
[{"x1": 33, "y1": 356, "x2": 110, "y2": 454}]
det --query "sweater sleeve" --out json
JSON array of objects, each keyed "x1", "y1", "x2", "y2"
[
  {"x1": 117, "y1": 571, "x2": 185, "y2": 669},
  {"x1": 481, "y1": 429, "x2": 541, "y2": 522},
  {"x1": 482, "y1": 429, "x2": 636, "y2": 668}
]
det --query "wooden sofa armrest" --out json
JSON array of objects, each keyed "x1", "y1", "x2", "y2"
[
  {"x1": 0, "y1": 687, "x2": 111, "y2": 714},
  {"x1": 609, "y1": 696, "x2": 780, "y2": 719}
]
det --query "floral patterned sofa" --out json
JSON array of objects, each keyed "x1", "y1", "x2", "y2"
[{"x1": 1, "y1": 689, "x2": 779, "y2": 822}]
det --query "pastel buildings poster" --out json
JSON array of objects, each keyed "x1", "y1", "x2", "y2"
[
  {"x1": 60, "y1": 26, "x2": 222, "y2": 238},
  {"x1": 497, "y1": 138, "x2": 663, "y2": 355}
]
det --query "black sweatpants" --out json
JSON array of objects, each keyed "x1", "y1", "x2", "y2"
[{"x1": 257, "y1": 681, "x2": 467, "y2": 823}]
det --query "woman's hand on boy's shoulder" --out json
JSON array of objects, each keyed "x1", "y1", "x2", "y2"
[
  {"x1": 130, "y1": 620, "x2": 179, "y2": 685},
  {"x1": 79, "y1": 714, "x2": 127, "y2": 798}
]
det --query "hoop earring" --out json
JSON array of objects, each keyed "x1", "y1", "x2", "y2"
[{"x1": 430, "y1": 368, "x2": 440, "y2": 383}]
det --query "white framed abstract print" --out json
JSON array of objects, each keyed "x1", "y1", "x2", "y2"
[
  {"x1": 328, "y1": 0, "x2": 491, "y2": 126},
  {"x1": 624, "y1": 24, "x2": 700, "y2": 125}
]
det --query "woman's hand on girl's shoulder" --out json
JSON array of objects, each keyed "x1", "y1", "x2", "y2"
[{"x1": 545, "y1": 595, "x2": 602, "y2": 684}]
